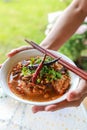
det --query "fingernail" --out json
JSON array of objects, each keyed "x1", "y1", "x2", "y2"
[{"x1": 45, "y1": 105, "x2": 57, "y2": 111}]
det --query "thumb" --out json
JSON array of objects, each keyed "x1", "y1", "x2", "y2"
[
  {"x1": 67, "y1": 79, "x2": 87, "y2": 101},
  {"x1": 7, "y1": 46, "x2": 32, "y2": 57}
]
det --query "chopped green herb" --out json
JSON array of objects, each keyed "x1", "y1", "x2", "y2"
[
  {"x1": 22, "y1": 56, "x2": 62, "y2": 81},
  {"x1": 30, "y1": 57, "x2": 35, "y2": 65},
  {"x1": 35, "y1": 58, "x2": 42, "y2": 64},
  {"x1": 37, "y1": 78, "x2": 41, "y2": 83},
  {"x1": 44, "y1": 56, "x2": 53, "y2": 62},
  {"x1": 40, "y1": 65, "x2": 62, "y2": 82},
  {"x1": 22, "y1": 66, "x2": 35, "y2": 76}
]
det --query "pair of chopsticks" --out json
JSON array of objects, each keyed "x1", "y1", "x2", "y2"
[{"x1": 25, "y1": 39, "x2": 87, "y2": 80}]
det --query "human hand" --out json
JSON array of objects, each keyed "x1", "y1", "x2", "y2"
[
  {"x1": 7, "y1": 46, "x2": 33, "y2": 57},
  {"x1": 32, "y1": 79, "x2": 87, "y2": 113},
  {"x1": 1, "y1": 46, "x2": 32, "y2": 68}
]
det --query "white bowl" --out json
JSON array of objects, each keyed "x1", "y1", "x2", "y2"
[{"x1": 0, "y1": 49, "x2": 80, "y2": 106}]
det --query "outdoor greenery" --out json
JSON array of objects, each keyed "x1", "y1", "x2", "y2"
[
  {"x1": 59, "y1": 32, "x2": 87, "y2": 61},
  {"x1": 0, "y1": 0, "x2": 87, "y2": 71},
  {"x1": 0, "y1": 0, "x2": 71, "y2": 63},
  {"x1": 59, "y1": 32, "x2": 87, "y2": 71}
]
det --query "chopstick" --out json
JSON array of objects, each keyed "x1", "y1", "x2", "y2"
[{"x1": 25, "y1": 39, "x2": 87, "y2": 80}]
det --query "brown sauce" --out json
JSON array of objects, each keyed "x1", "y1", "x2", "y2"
[{"x1": 8, "y1": 56, "x2": 71, "y2": 102}]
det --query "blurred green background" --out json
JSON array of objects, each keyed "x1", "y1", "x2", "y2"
[
  {"x1": 0, "y1": 0, "x2": 87, "y2": 71},
  {"x1": 0, "y1": 0, "x2": 70, "y2": 62}
]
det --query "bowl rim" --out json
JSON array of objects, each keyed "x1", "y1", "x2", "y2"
[{"x1": 0, "y1": 49, "x2": 80, "y2": 106}]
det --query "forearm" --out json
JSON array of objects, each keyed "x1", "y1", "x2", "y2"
[{"x1": 40, "y1": 0, "x2": 87, "y2": 50}]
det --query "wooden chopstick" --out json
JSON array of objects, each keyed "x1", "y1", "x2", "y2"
[{"x1": 25, "y1": 39, "x2": 87, "y2": 80}]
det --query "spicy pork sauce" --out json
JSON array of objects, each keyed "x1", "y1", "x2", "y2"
[{"x1": 8, "y1": 56, "x2": 71, "y2": 102}]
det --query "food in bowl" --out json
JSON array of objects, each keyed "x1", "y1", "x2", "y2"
[{"x1": 8, "y1": 55, "x2": 71, "y2": 102}]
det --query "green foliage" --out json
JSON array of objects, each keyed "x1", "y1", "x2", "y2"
[
  {"x1": 0, "y1": 0, "x2": 69, "y2": 63},
  {"x1": 80, "y1": 57, "x2": 87, "y2": 71},
  {"x1": 1, "y1": 0, "x2": 87, "y2": 71},
  {"x1": 59, "y1": 31, "x2": 87, "y2": 71},
  {"x1": 59, "y1": 32, "x2": 87, "y2": 61}
]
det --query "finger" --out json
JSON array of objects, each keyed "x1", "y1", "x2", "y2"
[
  {"x1": 32, "y1": 106, "x2": 46, "y2": 113},
  {"x1": 67, "y1": 79, "x2": 87, "y2": 101},
  {"x1": 7, "y1": 46, "x2": 33, "y2": 57},
  {"x1": 45, "y1": 94, "x2": 87, "y2": 112},
  {"x1": 45, "y1": 100, "x2": 69, "y2": 111},
  {"x1": 45, "y1": 104, "x2": 60, "y2": 112},
  {"x1": 32, "y1": 93, "x2": 87, "y2": 113}
]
